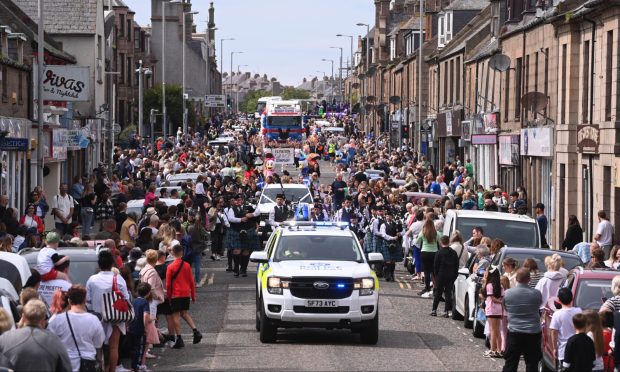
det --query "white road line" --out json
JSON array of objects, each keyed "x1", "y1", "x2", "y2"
[{"x1": 207, "y1": 272, "x2": 215, "y2": 286}]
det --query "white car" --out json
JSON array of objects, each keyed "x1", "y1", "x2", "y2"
[
  {"x1": 166, "y1": 173, "x2": 202, "y2": 186},
  {"x1": 250, "y1": 221, "x2": 383, "y2": 344},
  {"x1": 257, "y1": 184, "x2": 313, "y2": 234},
  {"x1": 127, "y1": 198, "x2": 182, "y2": 219}
]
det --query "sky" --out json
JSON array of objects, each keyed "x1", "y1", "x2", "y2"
[{"x1": 123, "y1": 0, "x2": 374, "y2": 86}]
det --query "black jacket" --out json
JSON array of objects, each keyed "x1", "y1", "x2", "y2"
[
  {"x1": 434, "y1": 247, "x2": 459, "y2": 279},
  {"x1": 562, "y1": 224, "x2": 584, "y2": 251}
]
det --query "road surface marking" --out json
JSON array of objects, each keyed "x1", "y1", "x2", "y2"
[{"x1": 197, "y1": 273, "x2": 209, "y2": 287}]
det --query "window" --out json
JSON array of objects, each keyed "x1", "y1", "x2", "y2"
[
  {"x1": 449, "y1": 59, "x2": 454, "y2": 105},
  {"x1": 438, "y1": 11, "x2": 453, "y2": 48},
  {"x1": 515, "y1": 57, "x2": 522, "y2": 119},
  {"x1": 425, "y1": 15, "x2": 433, "y2": 41},
  {"x1": 134, "y1": 28, "x2": 141, "y2": 50},
  {"x1": 455, "y1": 57, "x2": 461, "y2": 104},
  {"x1": 7, "y1": 38, "x2": 18, "y2": 61},
  {"x1": 490, "y1": 2, "x2": 500, "y2": 37},
  {"x1": 443, "y1": 61, "x2": 448, "y2": 106},
  {"x1": 119, "y1": 53, "x2": 125, "y2": 84},
  {"x1": 582, "y1": 40, "x2": 590, "y2": 124},
  {"x1": 390, "y1": 37, "x2": 396, "y2": 60},
  {"x1": 135, "y1": 61, "x2": 140, "y2": 86},
  {"x1": 606, "y1": 31, "x2": 613, "y2": 121},
  {"x1": 438, "y1": 14, "x2": 445, "y2": 47},
  {"x1": 506, "y1": 0, "x2": 524, "y2": 22},
  {"x1": 127, "y1": 20, "x2": 132, "y2": 41},
  {"x1": 127, "y1": 57, "x2": 132, "y2": 87},
  {"x1": 120, "y1": 14, "x2": 125, "y2": 37},
  {"x1": 18, "y1": 71, "x2": 23, "y2": 104},
  {"x1": 504, "y1": 68, "x2": 510, "y2": 121},
  {"x1": 1, "y1": 66, "x2": 7, "y2": 102},
  {"x1": 405, "y1": 34, "x2": 412, "y2": 56}
]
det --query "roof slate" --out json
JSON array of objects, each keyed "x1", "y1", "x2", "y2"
[
  {"x1": 13, "y1": 0, "x2": 98, "y2": 34},
  {"x1": 445, "y1": 0, "x2": 490, "y2": 11}
]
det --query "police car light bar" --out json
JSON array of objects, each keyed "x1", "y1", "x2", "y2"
[{"x1": 281, "y1": 221, "x2": 349, "y2": 230}]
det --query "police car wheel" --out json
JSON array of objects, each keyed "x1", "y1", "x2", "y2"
[
  {"x1": 359, "y1": 311, "x2": 379, "y2": 345},
  {"x1": 259, "y1": 298, "x2": 277, "y2": 343}
]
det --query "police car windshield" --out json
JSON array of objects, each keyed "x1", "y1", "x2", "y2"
[
  {"x1": 260, "y1": 189, "x2": 312, "y2": 204},
  {"x1": 273, "y1": 236, "x2": 364, "y2": 263}
]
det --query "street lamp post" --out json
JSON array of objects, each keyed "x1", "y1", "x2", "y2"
[
  {"x1": 329, "y1": 46, "x2": 343, "y2": 105},
  {"x1": 336, "y1": 34, "x2": 354, "y2": 113},
  {"x1": 230, "y1": 51, "x2": 243, "y2": 112},
  {"x1": 182, "y1": 10, "x2": 199, "y2": 135},
  {"x1": 36, "y1": 0, "x2": 44, "y2": 186},
  {"x1": 220, "y1": 37, "x2": 234, "y2": 110},
  {"x1": 357, "y1": 22, "x2": 370, "y2": 132},
  {"x1": 321, "y1": 59, "x2": 334, "y2": 104},
  {"x1": 136, "y1": 60, "x2": 152, "y2": 138},
  {"x1": 236, "y1": 64, "x2": 248, "y2": 113}
]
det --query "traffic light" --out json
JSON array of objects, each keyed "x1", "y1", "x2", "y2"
[
  {"x1": 401, "y1": 123, "x2": 409, "y2": 139},
  {"x1": 226, "y1": 95, "x2": 231, "y2": 108}
]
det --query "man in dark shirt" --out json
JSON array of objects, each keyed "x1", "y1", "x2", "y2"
[
  {"x1": 331, "y1": 173, "x2": 347, "y2": 211},
  {"x1": 535, "y1": 203, "x2": 549, "y2": 248}
]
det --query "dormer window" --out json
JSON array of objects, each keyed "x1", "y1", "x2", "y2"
[
  {"x1": 7, "y1": 34, "x2": 25, "y2": 63},
  {"x1": 390, "y1": 37, "x2": 396, "y2": 60},
  {"x1": 438, "y1": 11, "x2": 453, "y2": 48}
]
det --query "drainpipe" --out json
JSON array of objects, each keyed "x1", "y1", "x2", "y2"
[{"x1": 584, "y1": 17, "x2": 596, "y2": 240}]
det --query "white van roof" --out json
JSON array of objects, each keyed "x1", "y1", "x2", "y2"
[{"x1": 445, "y1": 210, "x2": 536, "y2": 223}]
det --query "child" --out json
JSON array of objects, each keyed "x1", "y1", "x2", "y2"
[
  {"x1": 483, "y1": 266, "x2": 504, "y2": 358},
  {"x1": 563, "y1": 313, "x2": 595, "y2": 372},
  {"x1": 36, "y1": 232, "x2": 70, "y2": 281},
  {"x1": 129, "y1": 282, "x2": 152, "y2": 372}
]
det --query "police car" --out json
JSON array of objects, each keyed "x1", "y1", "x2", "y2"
[{"x1": 250, "y1": 221, "x2": 383, "y2": 344}]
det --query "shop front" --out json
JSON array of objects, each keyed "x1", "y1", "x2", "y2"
[
  {"x1": 470, "y1": 134, "x2": 497, "y2": 188},
  {"x1": 0, "y1": 117, "x2": 31, "y2": 211},
  {"x1": 498, "y1": 134, "x2": 520, "y2": 191},
  {"x1": 436, "y1": 109, "x2": 463, "y2": 166}
]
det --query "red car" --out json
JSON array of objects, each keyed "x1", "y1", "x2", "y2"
[{"x1": 540, "y1": 268, "x2": 617, "y2": 372}]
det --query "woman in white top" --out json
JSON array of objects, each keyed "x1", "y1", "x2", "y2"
[
  {"x1": 49, "y1": 284, "x2": 105, "y2": 372},
  {"x1": 449, "y1": 230, "x2": 467, "y2": 269},
  {"x1": 605, "y1": 245, "x2": 620, "y2": 269}
]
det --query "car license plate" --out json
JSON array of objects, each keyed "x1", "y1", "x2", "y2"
[{"x1": 306, "y1": 300, "x2": 337, "y2": 307}]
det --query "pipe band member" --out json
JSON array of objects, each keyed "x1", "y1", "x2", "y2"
[{"x1": 224, "y1": 194, "x2": 261, "y2": 277}]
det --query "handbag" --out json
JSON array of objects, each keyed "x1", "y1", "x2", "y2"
[
  {"x1": 101, "y1": 274, "x2": 135, "y2": 323},
  {"x1": 66, "y1": 312, "x2": 102, "y2": 372}
]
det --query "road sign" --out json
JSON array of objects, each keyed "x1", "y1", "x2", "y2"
[
  {"x1": 112, "y1": 123, "x2": 121, "y2": 135},
  {"x1": 205, "y1": 95, "x2": 226, "y2": 108}
]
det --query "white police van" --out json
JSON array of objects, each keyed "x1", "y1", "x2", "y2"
[{"x1": 250, "y1": 221, "x2": 383, "y2": 344}]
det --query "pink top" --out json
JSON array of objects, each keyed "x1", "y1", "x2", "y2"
[
  {"x1": 144, "y1": 191, "x2": 158, "y2": 206},
  {"x1": 484, "y1": 283, "x2": 504, "y2": 317}
]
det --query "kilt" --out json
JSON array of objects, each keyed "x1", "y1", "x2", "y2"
[
  {"x1": 224, "y1": 227, "x2": 260, "y2": 251},
  {"x1": 379, "y1": 239, "x2": 404, "y2": 262},
  {"x1": 363, "y1": 233, "x2": 379, "y2": 254}
]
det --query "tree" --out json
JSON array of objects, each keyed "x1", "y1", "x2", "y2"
[
  {"x1": 143, "y1": 84, "x2": 197, "y2": 135},
  {"x1": 281, "y1": 87, "x2": 311, "y2": 100},
  {"x1": 241, "y1": 89, "x2": 270, "y2": 113}
]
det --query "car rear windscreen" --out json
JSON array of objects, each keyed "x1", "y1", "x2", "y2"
[{"x1": 457, "y1": 218, "x2": 539, "y2": 248}]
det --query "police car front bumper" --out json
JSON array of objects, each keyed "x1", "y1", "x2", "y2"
[{"x1": 262, "y1": 290, "x2": 378, "y2": 327}]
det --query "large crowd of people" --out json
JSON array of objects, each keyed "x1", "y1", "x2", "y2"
[{"x1": 0, "y1": 111, "x2": 617, "y2": 371}]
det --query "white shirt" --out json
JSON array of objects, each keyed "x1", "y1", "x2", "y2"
[
  {"x1": 36, "y1": 247, "x2": 57, "y2": 275},
  {"x1": 549, "y1": 307, "x2": 582, "y2": 361},
  {"x1": 596, "y1": 219, "x2": 614, "y2": 246},
  {"x1": 22, "y1": 215, "x2": 38, "y2": 229},
  {"x1": 86, "y1": 271, "x2": 129, "y2": 340},
  {"x1": 38, "y1": 278, "x2": 72, "y2": 306},
  {"x1": 48, "y1": 311, "x2": 105, "y2": 372},
  {"x1": 52, "y1": 194, "x2": 74, "y2": 224}
]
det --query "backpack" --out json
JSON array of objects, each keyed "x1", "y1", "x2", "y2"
[{"x1": 181, "y1": 233, "x2": 193, "y2": 263}]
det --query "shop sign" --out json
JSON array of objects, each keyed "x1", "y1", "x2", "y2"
[
  {"x1": 0, "y1": 137, "x2": 28, "y2": 151},
  {"x1": 446, "y1": 113, "x2": 453, "y2": 136},
  {"x1": 471, "y1": 134, "x2": 497, "y2": 145},
  {"x1": 66, "y1": 129, "x2": 90, "y2": 150},
  {"x1": 462, "y1": 120, "x2": 471, "y2": 141},
  {"x1": 52, "y1": 128, "x2": 67, "y2": 160},
  {"x1": 577, "y1": 124, "x2": 599, "y2": 154},
  {"x1": 499, "y1": 135, "x2": 520, "y2": 166},
  {"x1": 614, "y1": 158, "x2": 620, "y2": 188},
  {"x1": 483, "y1": 112, "x2": 499, "y2": 133},
  {"x1": 421, "y1": 120, "x2": 432, "y2": 134},
  {"x1": 42, "y1": 66, "x2": 90, "y2": 102},
  {"x1": 437, "y1": 110, "x2": 462, "y2": 137},
  {"x1": 520, "y1": 127, "x2": 553, "y2": 157}
]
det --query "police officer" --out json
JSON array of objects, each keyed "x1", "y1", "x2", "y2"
[
  {"x1": 334, "y1": 196, "x2": 361, "y2": 226},
  {"x1": 224, "y1": 194, "x2": 261, "y2": 277},
  {"x1": 378, "y1": 212, "x2": 402, "y2": 282},
  {"x1": 268, "y1": 193, "x2": 289, "y2": 228}
]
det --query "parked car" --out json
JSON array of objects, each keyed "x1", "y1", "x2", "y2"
[
  {"x1": 402, "y1": 192, "x2": 444, "y2": 206},
  {"x1": 127, "y1": 198, "x2": 183, "y2": 219},
  {"x1": 155, "y1": 185, "x2": 183, "y2": 197},
  {"x1": 442, "y1": 209, "x2": 541, "y2": 248},
  {"x1": 166, "y1": 173, "x2": 201, "y2": 186},
  {"x1": 453, "y1": 248, "x2": 583, "y2": 338},
  {"x1": 540, "y1": 268, "x2": 617, "y2": 372},
  {"x1": 364, "y1": 169, "x2": 386, "y2": 180},
  {"x1": 19, "y1": 247, "x2": 100, "y2": 286}
]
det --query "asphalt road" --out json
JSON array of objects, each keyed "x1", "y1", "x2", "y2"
[
  {"x1": 148, "y1": 261, "x2": 504, "y2": 371},
  {"x1": 147, "y1": 162, "x2": 507, "y2": 371}
]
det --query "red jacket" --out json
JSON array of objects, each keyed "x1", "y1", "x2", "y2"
[
  {"x1": 18, "y1": 215, "x2": 44, "y2": 234},
  {"x1": 166, "y1": 258, "x2": 195, "y2": 301}
]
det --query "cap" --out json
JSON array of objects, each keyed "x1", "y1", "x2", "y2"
[
  {"x1": 46, "y1": 231, "x2": 60, "y2": 244},
  {"x1": 276, "y1": 193, "x2": 285, "y2": 199},
  {"x1": 494, "y1": 188, "x2": 502, "y2": 192},
  {"x1": 146, "y1": 207, "x2": 157, "y2": 216}
]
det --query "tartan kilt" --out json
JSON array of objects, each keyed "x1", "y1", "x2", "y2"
[
  {"x1": 379, "y1": 239, "x2": 404, "y2": 262},
  {"x1": 224, "y1": 228, "x2": 260, "y2": 251},
  {"x1": 363, "y1": 233, "x2": 377, "y2": 253}
]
